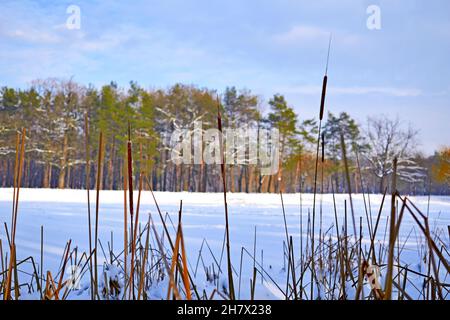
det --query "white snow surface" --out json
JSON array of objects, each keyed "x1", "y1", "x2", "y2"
[{"x1": 1, "y1": 188, "x2": 449, "y2": 300}]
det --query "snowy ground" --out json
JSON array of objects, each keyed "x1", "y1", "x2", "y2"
[{"x1": 0, "y1": 188, "x2": 449, "y2": 299}]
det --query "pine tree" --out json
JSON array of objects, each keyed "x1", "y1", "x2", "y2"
[
  {"x1": 267, "y1": 94, "x2": 297, "y2": 192},
  {"x1": 322, "y1": 112, "x2": 368, "y2": 191}
]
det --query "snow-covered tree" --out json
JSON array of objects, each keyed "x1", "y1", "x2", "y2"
[{"x1": 364, "y1": 115, "x2": 425, "y2": 192}]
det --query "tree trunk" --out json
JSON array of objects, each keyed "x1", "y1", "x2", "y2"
[
  {"x1": 230, "y1": 166, "x2": 235, "y2": 193},
  {"x1": 202, "y1": 164, "x2": 207, "y2": 192},
  {"x1": 67, "y1": 164, "x2": 72, "y2": 189},
  {"x1": 247, "y1": 165, "x2": 253, "y2": 193},
  {"x1": 1, "y1": 160, "x2": 6, "y2": 187},
  {"x1": 58, "y1": 134, "x2": 69, "y2": 189},
  {"x1": 379, "y1": 176, "x2": 384, "y2": 194},
  {"x1": 198, "y1": 162, "x2": 204, "y2": 192},
  {"x1": 295, "y1": 160, "x2": 301, "y2": 193},
  {"x1": 108, "y1": 141, "x2": 115, "y2": 190},
  {"x1": 43, "y1": 162, "x2": 51, "y2": 188}
]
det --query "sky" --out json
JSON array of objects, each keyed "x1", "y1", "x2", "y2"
[{"x1": 0, "y1": 0, "x2": 449, "y2": 155}]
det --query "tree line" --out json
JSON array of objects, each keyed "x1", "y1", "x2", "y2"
[{"x1": 0, "y1": 78, "x2": 449, "y2": 194}]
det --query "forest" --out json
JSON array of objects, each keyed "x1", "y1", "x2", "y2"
[{"x1": 0, "y1": 78, "x2": 449, "y2": 194}]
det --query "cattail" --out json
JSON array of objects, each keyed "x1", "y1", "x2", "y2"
[
  {"x1": 384, "y1": 157, "x2": 398, "y2": 300},
  {"x1": 320, "y1": 34, "x2": 332, "y2": 121},
  {"x1": 217, "y1": 96, "x2": 236, "y2": 300},
  {"x1": 319, "y1": 75, "x2": 328, "y2": 121},
  {"x1": 127, "y1": 122, "x2": 136, "y2": 299},
  {"x1": 93, "y1": 131, "x2": 103, "y2": 299},
  {"x1": 84, "y1": 113, "x2": 94, "y2": 299}
]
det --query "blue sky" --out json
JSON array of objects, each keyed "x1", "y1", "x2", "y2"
[{"x1": 0, "y1": 0, "x2": 449, "y2": 154}]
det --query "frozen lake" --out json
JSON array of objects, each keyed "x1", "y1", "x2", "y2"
[{"x1": 1, "y1": 189, "x2": 449, "y2": 299}]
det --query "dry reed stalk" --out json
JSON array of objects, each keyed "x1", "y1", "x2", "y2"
[
  {"x1": 44, "y1": 271, "x2": 59, "y2": 300},
  {"x1": 280, "y1": 193, "x2": 298, "y2": 299},
  {"x1": 250, "y1": 267, "x2": 257, "y2": 300},
  {"x1": 384, "y1": 157, "x2": 398, "y2": 300},
  {"x1": 209, "y1": 288, "x2": 229, "y2": 300},
  {"x1": 289, "y1": 236, "x2": 298, "y2": 299},
  {"x1": 167, "y1": 207, "x2": 191, "y2": 300},
  {"x1": 127, "y1": 124, "x2": 136, "y2": 299},
  {"x1": 0, "y1": 239, "x2": 3, "y2": 290},
  {"x1": 239, "y1": 247, "x2": 286, "y2": 299},
  {"x1": 366, "y1": 188, "x2": 387, "y2": 265},
  {"x1": 4, "y1": 129, "x2": 25, "y2": 300},
  {"x1": 403, "y1": 198, "x2": 450, "y2": 274},
  {"x1": 310, "y1": 129, "x2": 321, "y2": 298},
  {"x1": 343, "y1": 200, "x2": 349, "y2": 289},
  {"x1": 340, "y1": 132, "x2": 357, "y2": 241},
  {"x1": 149, "y1": 214, "x2": 181, "y2": 300},
  {"x1": 448, "y1": 226, "x2": 450, "y2": 245},
  {"x1": 354, "y1": 149, "x2": 373, "y2": 238},
  {"x1": 123, "y1": 156, "x2": 128, "y2": 282},
  {"x1": 3, "y1": 244, "x2": 15, "y2": 300},
  {"x1": 253, "y1": 226, "x2": 257, "y2": 282},
  {"x1": 310, "y1": 40, "x2": 331, "y2": 299},
  {"x1": 319, "y1": 134, "x2": 325, "y2": 264},
  {"x1": 298, "y1": 159, "x2": 304, "y2": 299},
  {"x1": 129, "y1": 172, "x2": 143, "y2": 298},
  {"x1": 137, "y1": 216, "x2": 151, "y2": 300},
  {"x1": 285, "y1": 241, "x2": 291, "y2": 299},
  {"x1": 179, "y1": 225, "x2": 191, "y2": 299},
  {"x1": 12, "y1": 133, "x2": 25, "y2": 301},
  {"x1": 10, "y1": 133, "x2": 19, "y2": 231},
  {"x1": 55, "y1": 240, "x2": 72, "y2": 296},
  {"x1": 237, "y1": 247, "x2": 244, "y2": 299},
  {"x1": 145, "y1": 177, "x2": 201, "y2": 299},
  {"x1": 12, "y1": 129, "x2": 25, "y2": 241},
  {"x1": 217, "y1": 98, "x2": 235, "y2": 300},
  {"x1": 94, "y1": 131, "x2": 104, "y2": 299},
  {"x1": 423, "y1": 219, "x2": 444, "y2": 299},
  {"x1": 84, "y1": 113, "x2": 94, "y2": 300},
  {"x1": 40, "y1": 226, "x2": 43, "y2": 299},
  {"x1": 355, "y1": 218, "x2": 364, "y2": 300},
  {"x1": 331, "y1": 184, "x2": 346, "y2": 299},
  {"x1": 167, "y1": 226, "x2": 182, "y2": 299}
]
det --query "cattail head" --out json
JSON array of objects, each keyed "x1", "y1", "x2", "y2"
[{"x1": 319, "y1": 75, "x2": 328, "y2": 121}]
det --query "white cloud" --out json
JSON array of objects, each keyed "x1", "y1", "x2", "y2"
[
  {"x1": 273, "y1": 25, "x2": 360, "y2": 47},
  {"x1": 2, "y1": 28, "x2": 62, "y2": 44},
  {"x1": 279, "y1": 85, "x2": 423, "y2": 97},
  {"x1": 274, "y1": 26, "x2": 329, "y2": 43}
]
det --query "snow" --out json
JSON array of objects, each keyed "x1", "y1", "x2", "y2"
[{"x1": 0, "y1": 188, "x2": 449, "y2": 300}]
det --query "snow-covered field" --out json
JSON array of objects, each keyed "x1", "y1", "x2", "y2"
[{"x1": 1, "y1": 188, "x2": 449, "y2": 299}]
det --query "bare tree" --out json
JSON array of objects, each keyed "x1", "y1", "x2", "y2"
[{"x1": 364, "y1": 115, "x2": 424, "y2": 192}]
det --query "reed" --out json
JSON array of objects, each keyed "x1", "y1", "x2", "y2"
[
  {"x1": 384, "y1": 157, "x2": 398, "y2": 299},
  {"x1": 310, "y1": 36, "x2": 331, "y2": 300},
  {"x1": 84, "y1": 113, "x2": 94, "y2": 300},
  {"x1": 93, "y1": 131, "x2": 104, "y2": 299},
  {"x1": 123, "y1": 156, "x2": 128, "y2": 285},
  {"x1": 217, "y1": 98, "x2": 236, "y2": 300},
  {"x1": 126, "y1": 123, "x2": 136, "y2": 299}
]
